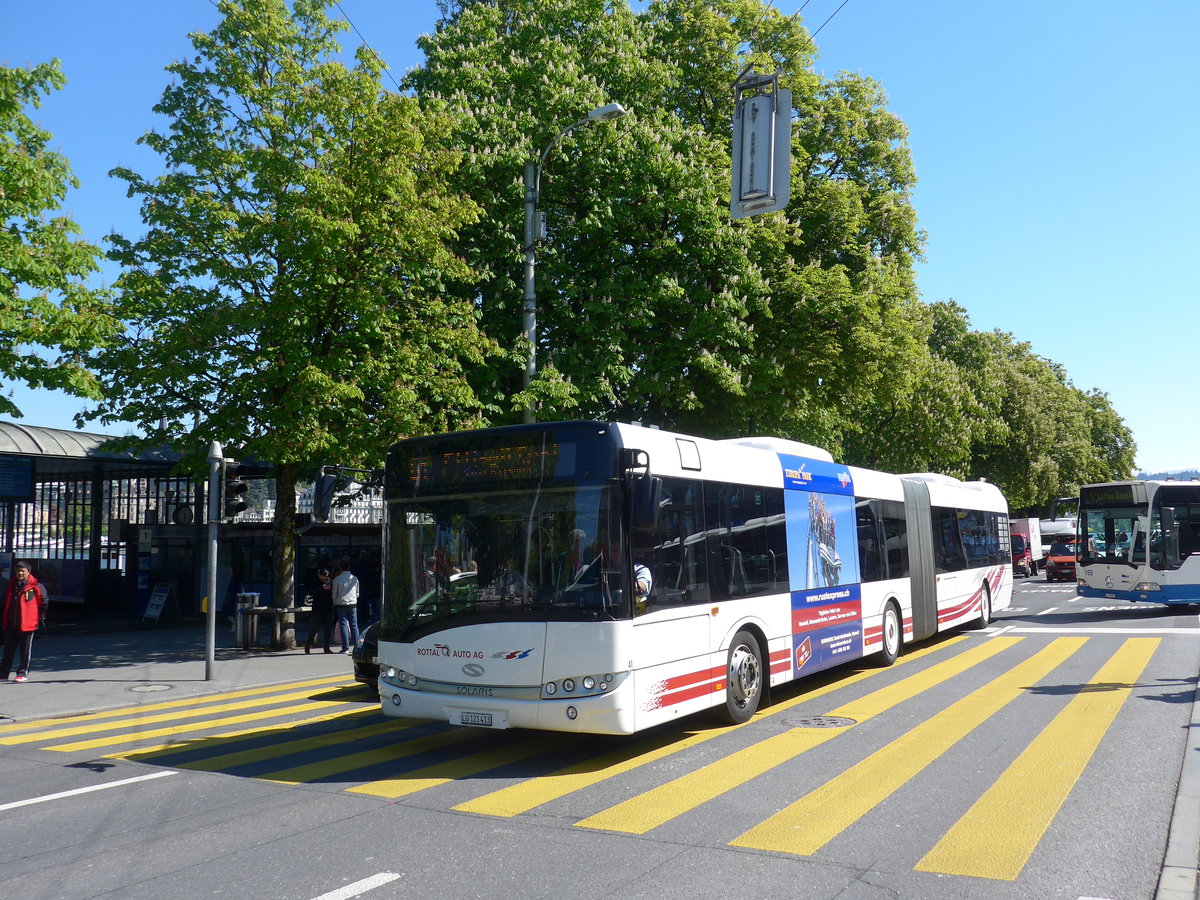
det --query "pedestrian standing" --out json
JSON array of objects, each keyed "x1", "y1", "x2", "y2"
[
  {"x1": 304, "y1": 567, "x2": 334, "y2": 654},
  {"x1": 331, "y1": 558, "x2": 360, "y2": 653},
  {"x1": 1, "y1": 560, "x2": 48, "y2": 683}
]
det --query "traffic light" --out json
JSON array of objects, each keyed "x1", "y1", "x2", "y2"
[
  {"x1": 223, "y1": 461, "x2": 250, "y2": 521},
  {"x1": 312, "y1": 470, "x2": 337, "y2": 523}
]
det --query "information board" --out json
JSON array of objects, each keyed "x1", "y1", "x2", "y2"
[
  {"x1": 143, "y1": 583, "x2": 173, "y2": 622},
  {"x1": 0, "y1": 457, "x2": 34, "y2": 500}
]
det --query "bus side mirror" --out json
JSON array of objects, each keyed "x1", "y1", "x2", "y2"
[
  {"x1": 1162, "y1": 506, "x2": 1176, "y2": 535},
  {"x1": 633, "y1": 475, "x2": 663, "y2": 529}
]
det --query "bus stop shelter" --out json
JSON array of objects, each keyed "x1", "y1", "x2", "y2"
[{"x1": 0, "y1": 420, "x2": 193, "y2": 616}]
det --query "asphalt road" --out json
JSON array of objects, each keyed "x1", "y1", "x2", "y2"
[{"x1": 1, "y1": 577, "x2": 1197, "y2": 900}]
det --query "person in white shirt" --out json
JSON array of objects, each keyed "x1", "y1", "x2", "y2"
[{"x1": 331, "y1": 558, "x2": 360, "y2": 653}]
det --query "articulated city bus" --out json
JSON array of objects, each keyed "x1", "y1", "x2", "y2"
[
  {"x1": 1078, "y1": 480, "x2": 1200, "y2": 605},
  {"x1": 375, "y1": 421, "x2": 1011, "y2": 735}
]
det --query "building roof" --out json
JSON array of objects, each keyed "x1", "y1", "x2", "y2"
[{"x1": 0, "y1": 421, "x2": 179, "y2": 479}]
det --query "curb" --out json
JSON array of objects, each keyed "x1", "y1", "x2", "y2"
[{"x1": 1157, "y1": 682, "x2": 1200, "y2": 900}]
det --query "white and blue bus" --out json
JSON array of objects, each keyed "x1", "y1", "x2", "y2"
[
  {"x1": 1078, "y1": 480, "x2": 1200, "y2": 605},
  {"x1": 376, "y1": 421, "x2": 1012, "y2": 735}
]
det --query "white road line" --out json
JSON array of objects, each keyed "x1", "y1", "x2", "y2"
[
  {"x1": 0, "y1": 770, "x2": 176, "y2": 812},
  {"x1": 311, "y1": 873, "x2": 401, "y2": 900},
  {"x1": 1038, "y1": 607, "x2": 1059, "y2": 615},
  {"x1": 988, "y1": 625, "x2": 1016, "y2": 637},
  {"x1": 1003, "y1": 627, "x2": 1200, "y2": 635}
]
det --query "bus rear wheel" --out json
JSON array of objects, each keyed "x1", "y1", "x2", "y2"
[
  {"x1": 878, "y1": 601, "x2": 902, "y2": 666},
  {"x1": 720, "y1": 630, "x2": 763, "y2": 725}
]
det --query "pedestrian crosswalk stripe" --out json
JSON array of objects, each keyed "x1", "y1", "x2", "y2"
[
  {"x1": 730, "y1": 636, "x2": 1087, "y2": 855},
  {"x1": 1, "y1": 675, "x2": 350, "y2": 734},
  {"x1": 44, "y1": 698, "x2": 361, "y2": 754},
  {"x1": 348, "y1": 732, "x2": 576, "y2": 799},
  {"x1": 260, "y1": 724, "x2": 481, "y2": 784},
  {"x1": 1, "y1": 679, "x2": 356, "y2": 746},
  {"x1": 116, "y1": 710, "x2": 402, "y2": 771},
  {"x1": 915, "y1": 637, "x2": 1159, "y2": 880},
  {"x1": 453, "y1": 636, "x2": 970, "y2": 819},
  {"x1": 108, "y1": 707, "x2": 380, "y2": 762},
  {"x1": 574, "y1": 637, "x2": 1019, "y2": 834}
]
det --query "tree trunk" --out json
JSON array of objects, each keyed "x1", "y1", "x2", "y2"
[{"x1": 272, "y1": 461, "x2": 298, "y2": 649}]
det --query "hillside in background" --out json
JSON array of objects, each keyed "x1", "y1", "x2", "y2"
[{"x1": 1138, "y1": 469, "x2": 1200, "y2": 481}]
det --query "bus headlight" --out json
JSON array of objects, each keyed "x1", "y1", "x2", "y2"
[
  {"x1": 541, "y1": 670, "x2": 628, "y2": 700},
  {"x1": 1132, "y1": 582, "x2": 1162, "y2": 591}
]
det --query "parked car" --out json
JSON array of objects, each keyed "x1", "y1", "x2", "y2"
[
  {"x1": 352, "y1": 621, "x2": 379, "y2": 695},
  {"x1": 1044, "y1": 541, "x2": 1078, "y2": 582}
]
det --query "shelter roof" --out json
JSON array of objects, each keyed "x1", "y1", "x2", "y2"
[{"x1": 0, "y1": 421, "x2": 179, "y2": 480}]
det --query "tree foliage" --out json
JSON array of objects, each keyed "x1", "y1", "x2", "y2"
[
  {"x1": 0, "y1": 60, "x2": 114, "y2": 417},
  {"x1": 89, "y1": 0, "x2": 493, "y2": 609},
  {"x1": 410, "y1": 0, "x2": 1134, "y2": 514}
]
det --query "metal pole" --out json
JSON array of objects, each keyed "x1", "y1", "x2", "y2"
[
  {"x1": 205, "y1": 441, "x2": 223, "y2": 681},
  {"x1": 522, "y1": 161, "x2": 538, "y2": 425}
]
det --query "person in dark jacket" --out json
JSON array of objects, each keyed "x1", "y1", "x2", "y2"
[
  {"x1": 1, "y1": 560, "x2": 48, "y2": 682},
  {"x1": 303, "y1": 567, "x2": 334, "y2": 654}
]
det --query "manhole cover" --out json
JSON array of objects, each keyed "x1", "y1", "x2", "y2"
[
  {"x1": 785, "y1": 715, "x2": 856, "y2": 729},
  {"x1": 129, "y1": 684, "x2": 174, "y2": 693}
]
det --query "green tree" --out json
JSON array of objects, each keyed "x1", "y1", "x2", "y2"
[
  {"x1": 0, "y1": 60, "x2": 114, "y2": 416},
  {"x1": 911, "y1": 301, "x2": 1136, "y2": 513},
  {"x1": 418, "y1": 0, "x2": 1134, "y2": 510},
  {"x1": 410, "y1": 0, "x2": 924, "y2": 445},
  {"x1": 89, "y1": 0, "x2": 492, "y2": 616}
]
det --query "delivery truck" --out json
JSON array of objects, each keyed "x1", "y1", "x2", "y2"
[{"x1": 1010, "y1": 517, "x2": 1044, "y2": 576}]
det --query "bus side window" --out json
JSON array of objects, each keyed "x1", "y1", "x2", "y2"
[
  {"x1": 856, "y1": 498, "x2": 883, "y2": 583},
  {"x1": 764, "y1": 488, "x2": 788, "y2": 592},
  {"x1": 704, "y1": 482, "x2": 774, "y2": 600},
  {"x1": 632, "y1": 477, "x2": 708, "y2": 613},
  {"x1": 880, "y1": 499, "x2": 909, "y2": 578},
  {"x1": 933, "y1": 506, "x2": 967, "y2": 573}
]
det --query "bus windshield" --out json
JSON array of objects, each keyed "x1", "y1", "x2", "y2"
[
  {"x1": 1079, "y1": 506, "x2": 1147, "y2": 566},
  {"x1": 384, "y1": 483, "x2": 628, "y2": 640}
]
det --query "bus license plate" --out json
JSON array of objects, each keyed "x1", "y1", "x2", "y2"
[{"x1": 458, "y1": 710, "x2": 501, "y2": 728}]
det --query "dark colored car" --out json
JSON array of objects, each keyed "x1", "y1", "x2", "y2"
[
  {"x1": 1044, "y1": 542, "x2": 1077, "y2": 583},
  {"x1": 352, "y1": 621, "x2": 379, "y2": 695}
]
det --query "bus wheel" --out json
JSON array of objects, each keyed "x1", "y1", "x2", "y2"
[
  {"x1": 878, "y1": 602, "x2": 902, "y2": 666},
  {"x1": 976, "y1": 583, "x2": 992, "y2": 629},
  {"x1": 721, "y1": 631, "x2": 763, "y2": 725}
]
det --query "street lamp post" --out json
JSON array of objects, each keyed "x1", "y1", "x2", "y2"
[
  {"x1": 205, "y1": 440, "x2": 223, "y2": 681},
  {"x1": 522, "y1": 102, "x2": 628, "y2": 424}
]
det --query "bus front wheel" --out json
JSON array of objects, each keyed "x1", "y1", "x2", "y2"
[{"x1": 720, "y1": 631, "x2": 763, "y2": 725}]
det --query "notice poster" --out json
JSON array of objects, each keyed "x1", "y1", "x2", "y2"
[
  {"x1": 778, "y1": 453, "x2": 864, "y2": 677},
  {"x1": 791, "y1": 584, "x2": 863, "y2": 676}
]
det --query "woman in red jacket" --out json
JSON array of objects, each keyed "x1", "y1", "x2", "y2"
[{"x1": 2, "y1": 560, "x2": 48, "y2": 682}]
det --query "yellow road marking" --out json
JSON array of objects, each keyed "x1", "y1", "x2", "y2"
[
  {"x1": 731, "y1": 637, "x2": 1088, "y2": 855},
  {"x1": 1, "y1": 675, "x2": 350, "y2": 734},
  {"x1": 454, "y1": 636, "x2": 969, "y2": 818},
  {"x1": 576, "y1": 637, "x2": 1019, "y2": 834},
  {"x1": 109, "y1": 708, "x2": 380, "y2": 761},
  {"x1": 45, "y1": 700, "x2": 360, "y2": 753},
  {"x1": 915, "y1": 638, "x2": 1159, "y2": 880},
  {"x1": 349, "y1": 733, "x2": 576, "y2": 799},
  {"x1": 260, "y1": 726, "x2": 481, "y2": 784},
  {"x1": 2, "y1": 680, "x2": 356, "y2": 746}
]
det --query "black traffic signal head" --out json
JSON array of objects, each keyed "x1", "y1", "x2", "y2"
[
  {"x1": 313, "y1": 471, "x2": 337, "y2": 523},
  {"x1": 223, "y1": 461, "x2": 250, "y2": 521}
]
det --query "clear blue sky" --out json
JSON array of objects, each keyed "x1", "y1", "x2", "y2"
[{"x1": 4, "y1": 1, "x2": 1198, "y2": 473}]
